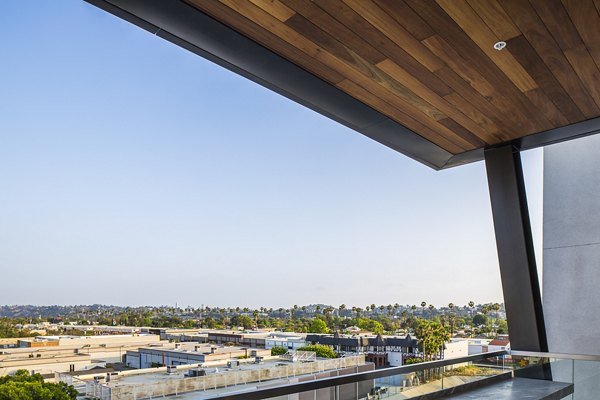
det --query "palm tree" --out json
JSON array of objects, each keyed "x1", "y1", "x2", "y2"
[
  {"x1": 421, "y1": 301, "x2": 427, "y2": 317},
  {"x1": 468, "y1": 301, "x2": 475, "y2": 317},
  {"x1": 428, "y1": 304, "x2": 435, "y2": 319},
  {"x1": 481, "y1": 304, "x2": 492, "y2": 336},
  {"x1": 448, "y1": 303, "x2": 455, "y2": 336},
  {"x1": 339, "y1": 304, "x2": 346, "y2": 317}
]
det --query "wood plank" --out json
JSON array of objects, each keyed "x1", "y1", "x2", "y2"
[
  {"x1": 529, "y1": 0, "x2": 600, "y2": 109},
  {"x1": 337, "y1": 77, "x2": 475, "y2": 150},
  {"x1": 373, "y1": 0, "x2": 510, "y2": 144},
  {"x1": 372, "y1": 0, "x2": 436, "y2": 41},
  {"x1": 213, "y1": 0, "x2": 442, "y2": 122},
  {"x1": 283, "y1": 13, "x2": 381, "y2": 70},
  {"x1": 248, "y1": 0, "x2": 294, "y2": 22},
  {"x1": 466, "y1": 0, "x2": 521, "y2": 40},
  {"x1": 422, "y1": 34, "x2": 541, "y2": 135},
  {"x1": 499, "y1": 0, "x2": 600, "y2": 118},
  {"x1": 209, "y1": 0, "x2": 480, "y2": 149},
  {"x1": 436, "y1": 67, "x2": 516, "y2": 141},
  {"x1": 530, "y1": 0, "x2": 582, "y2": 51},
  {"x1": 561, "y1": 0, "x2": 600, "y2": 74},
  {"x1": 506, "y1": 34, "x2": 584, "y2": 124},
  {"x1": 563, "y1": 44, "x2": 600, "y2": 109},
  {"x1": 438, "y1": 117, "x2": 486, "y2": 147},
  {"x1": 443, "y1": 92, "x2": 504, "y2": 141},
  {"x1": 276, "y1": 12, "x2": 448, "y2": 122},
  {"x1": 524, "y1": 88, "x2": 569, "y2": 127},
  {"x1": 186, "y1": 0, "x2": 345, "y2": 84},
  {"x1": 192, "y1": 0, "x2": 462, "y2": 148},
  {"x1": 313, "y1": 0, "x2": 453, "y2": 97},
  {"x1": 406, "y1": 0, "x2": 553, "y2": 135},
  {"x1": 376, "y1": 58, "x2": 495, "y2": 143},
  {"x1": 279, "y1": 0, "x2": 386, "y2": 65},
  {"x1": 342, "y1": 0, "x2": 445, "y2": 72},
  {"x1": 338, "y1": 79, "x2": 467, "y2": 153},
  {"x1": 436, "y1": 0, "x2": 537, "y2": 92}
]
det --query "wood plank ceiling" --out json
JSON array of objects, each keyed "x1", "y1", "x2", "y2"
[{"x1": 186, "y1": 0, "x2": 600, "y2": 156}]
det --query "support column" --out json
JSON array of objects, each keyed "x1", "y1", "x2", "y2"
[{"x1": 484, "y1": 145, "x2": 547, "y2": 352}]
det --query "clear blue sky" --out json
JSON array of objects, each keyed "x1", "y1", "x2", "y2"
[{"x1": 0, "y1": 0, "x2": 543, "y2": 308}]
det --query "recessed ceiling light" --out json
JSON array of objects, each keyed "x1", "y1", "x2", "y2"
[{"x1": 494, "y1": 41, "x2": 507, "y2": 51}]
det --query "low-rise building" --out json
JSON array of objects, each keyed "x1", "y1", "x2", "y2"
[
  {"x1": 206, "y1": 330, "x2": 268, "y2": 348},
  {"x1": 444, "y1": 339, "x2": 469, "y2": 360},
  {"x1": 125, "y1": 343, "x2": 270, "y2": 369},
  {"x1": 467, "y1": 338, "x2": 491, "y2": 355},
  {"x1": 264, "y1": 333, "x2": 307, "y2": 351},
  {"x1": 306, "y1": 333, "x2": 418, "y2": 367},
  {"x1": 487, "y1": 335, "x2": 510, "y2": 352},
  {"x1": 0, "y1": 334, "x2": 163, "y2": 376}
]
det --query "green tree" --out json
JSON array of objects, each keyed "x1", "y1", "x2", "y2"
[
  {"x1": 231, "y1": 315, "x2": 254, "y2": 329},
  {"x1": 270, "y1": 346, "x2": 287, "y2": 356},
  {"x1": 309, "y1": 318, "x2": 329, "y2": 333},
  {"x1": 472, "y1": 314, "x2": 488, "y2": 326},
  {"x1": 0, "y1": 370, "x2": 77, "y2": 400},
  {"x1": 298, "y1": 344, "x2": 337, "y2": 358},
  {"x1": 415, "y1": 320, "x2": 449, "y2": 360}
]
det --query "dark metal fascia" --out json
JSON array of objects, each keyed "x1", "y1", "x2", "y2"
[
  {"x1": 83, "y1": 0, "x2": 454, "y2": 170},
  {"x1": 444, "y1": 116, "x2": 600, "y2": 168}
]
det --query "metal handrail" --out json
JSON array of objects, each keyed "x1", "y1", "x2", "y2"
[
  {"x1": 204, "y1": 350, "x2": 508, "y2": 400},
  {"x1": 511, "y1": 350, "x2": 600, "y2": 362}
]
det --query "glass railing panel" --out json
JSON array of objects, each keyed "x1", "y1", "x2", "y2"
[
  {"x1": 439, "y1": 355, "x2": 512, "y2": 393},
  {"x1": 510, "y1": 351, "x2": 600, "y2": 400},
  {"x1": 572, "y1": 360, "x2": 600, "y2": 400},
  {"x1": 207, "y1": 352, "x2": 509, "y2": 400},
  {"x1": 253, "y1": 356, "x2": 512, "y2": 400}
]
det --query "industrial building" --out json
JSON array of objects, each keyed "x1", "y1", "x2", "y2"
[
  {"x1": 0, "y1": 334, "x2": 162, "y2": 376},
  {"x1": 264, "y1": 332, "x2": 307, "y2": 352},
  {"x1": 125, "y1": 343, "x2": 270, "y2": 369}
]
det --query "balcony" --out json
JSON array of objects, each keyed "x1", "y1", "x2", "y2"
[{"x1": 190, "y1": 350, "x2": 600, "y2": 400}]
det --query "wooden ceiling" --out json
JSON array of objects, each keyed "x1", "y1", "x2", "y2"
[{"x1": 185, "y1": 0, "x2": 600, "y2": 155}]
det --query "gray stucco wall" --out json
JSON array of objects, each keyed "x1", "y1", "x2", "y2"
[{"x1": 544, "y1": 134, "x2": 600, "y2": 356}]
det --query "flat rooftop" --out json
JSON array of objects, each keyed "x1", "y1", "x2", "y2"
[{"x1": 108, "y1": 359, "x2": 296, "y2": 387}]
